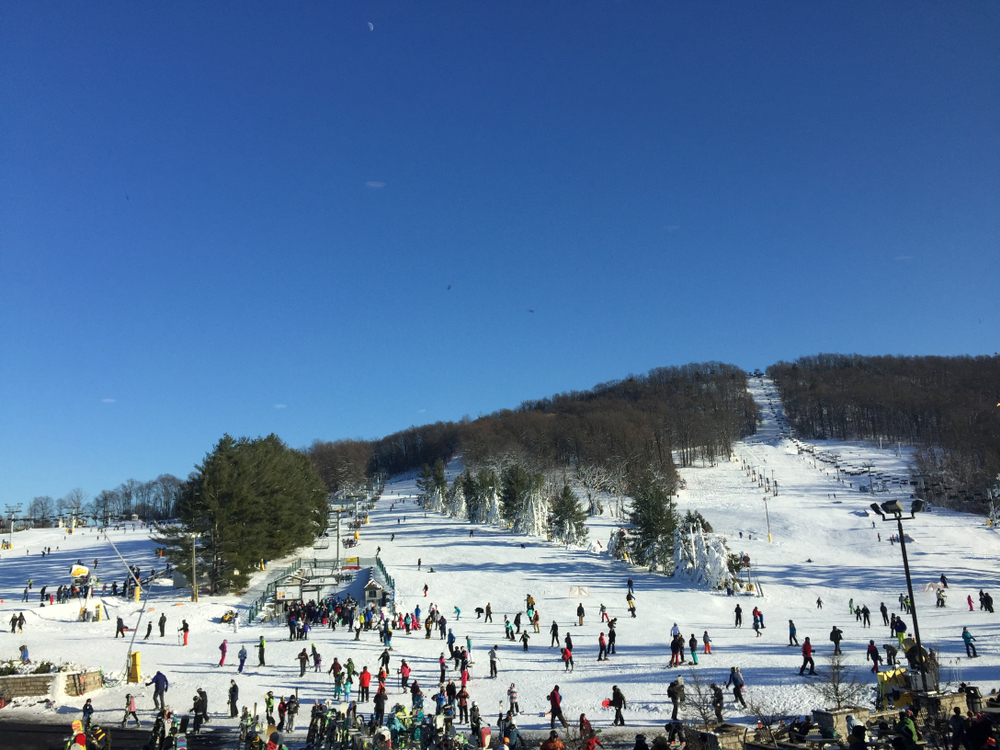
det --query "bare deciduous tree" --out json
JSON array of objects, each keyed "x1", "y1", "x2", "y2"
[{"x1": 807, "y1": 653, "x2": 871, "y2": 710}]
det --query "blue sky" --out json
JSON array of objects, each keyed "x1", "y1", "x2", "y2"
[{"x1": 1, "y1": 3, "x2": 997, "y2": 505}]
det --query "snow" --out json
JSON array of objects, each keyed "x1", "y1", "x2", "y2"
[{"x1": 2, "y1": 377, "x2": 999, "y2": 743}]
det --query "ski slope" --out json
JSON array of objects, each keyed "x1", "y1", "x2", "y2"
[{"x1": 1, "y1": 378, "x2": 998, "y2": 741}]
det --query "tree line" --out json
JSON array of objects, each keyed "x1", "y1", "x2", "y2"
[
  {"x1": 306, "y1": 362, "x2": 760, "y2": 496},
  {"x1": 19, "y1": 475, "x2": 183, "y2": 527},
  {"x1": 768, "y1": 354, "x2": 1000, "y2": 509}
]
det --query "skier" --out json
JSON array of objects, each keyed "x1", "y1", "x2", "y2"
[
  {"x1": 789, "y1": 620, "x2": 798, "y2": 646},
  {"x1": 144, "y1": 621, "x2": 153, "y2": 640},
  {"x1": 158, "y1": 612, "x2": 167, "y2": 637},
  {"x1": 180, "y1": 619, "x2": 190, "y2": 646},
  {"x1": 219, "y1": 639, "x2": 228, "y2": 667},
  {"x1": 116, "y1": 617, "x2": 126, "y2": 638},
  {"x1": 816, "y1": 596, "x2": 823, "y2": 609},
  {"x1": 880, "y1": 602, "x2": 889, "y2": 626},
  {"x1": 611, "y1": 685, "x2": 626, "y2": 726},
  {"x1": 734, "y1": 604, "x2": 742, "y2": 627},
  {"x1": 520, "y1": 630, "x2": 530, "y2": 651},
  {"x1": 598, "y1": 632, "x2": 608, "y2": 661},
  {"x1": 548, "y1": 685, "x2": 568, "y2": 729},
  {"x1": 485, "y1": 602, "x2": 493, "y2": 623},
  {"x1": 968, "y1": 595, "x2": 975, "y2": 612},
  {"x1": 577, "y1": 603, "x2": 585, "y2": 626},
  {"x1": 237, "y1": 644, "x2": 247, "y2": 673},
  {"x1": 550, "y1": 621, "x2": 560, "y2": 647},
  {"x1": 120, "y1": 694, "x2": 141, "y2": 728},
  {"x1": 489, "y1": 645, "x2": 499, "y2": 678},
  {"x1": 258, "y1": 635, "x2": 266, "y2": 666}
]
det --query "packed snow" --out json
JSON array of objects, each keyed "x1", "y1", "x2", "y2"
[{"x1": 2, "y1": 378, "x2": 998, "y2": 744}]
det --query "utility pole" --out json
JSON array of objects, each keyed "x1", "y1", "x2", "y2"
[
  {"x1": 190, "y1": 533, "x2": 200, "y2": 602},
  {"x1": 763, "y1": 496, "x2": 772, "y2": 542}
]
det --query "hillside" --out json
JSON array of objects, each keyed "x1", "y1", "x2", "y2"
[{"x1": 1, "y1": 378, "x2": 997, "y2": 745}]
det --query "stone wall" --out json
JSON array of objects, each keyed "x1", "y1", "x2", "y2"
[{"x1": 0, "y1": 670, "x2": 103, "y2": 699}]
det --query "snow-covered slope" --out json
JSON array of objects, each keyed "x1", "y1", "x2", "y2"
[{"x1": 2, "y1": 378, "x2": 998, "y2": 740}]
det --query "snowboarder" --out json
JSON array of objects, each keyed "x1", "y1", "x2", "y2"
[
  {"x1": 116, "y1": 617, "x2": 126, "y2": 638},
  {"x1": 816, "y1": 596, "x2": 823, "y2": 609},
  {"x1": 158, "y1": 612, "x2": 167, "y2": 637},
  {"x1": 489, "y1": 645, "x2": 499, "y2": 678},
  {"x1": 577, "y1": 603, "x2": 585, "y2": 626},
  {"x1": 238, "y1": 644, "x2": 247, "y2": 673},
  {"x1": 703, "y1": 631, "x2": 712, "y2": 654},
  {"x1": 550, "y1": 621, "x2": 560, "y2": 647},
  {"x1": 789, "y1": 620, "x2": 798, "y2": 646},
  {"x1": 734, "y1": 604, "x2": 742, "y2": 627},
  {"x1": 258, "y1": 635, "x2": 266, "y2": 666},
  {"x1": 219, "y1": 639, "x2": 228, "y2": 667},
  {"x1": 520, "y1": 631, "x2": 530, "y2": 651},
  {"x1": 962, "y1": 627, "x2": 978, "y2": 658}
]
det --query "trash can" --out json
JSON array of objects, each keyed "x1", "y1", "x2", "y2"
[{"x1": 966, "y1": 687, "x2": 983, "y2": 713}]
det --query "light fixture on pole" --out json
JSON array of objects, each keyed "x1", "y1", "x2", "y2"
[{"x1": 871, "y1": 499, "x2": 928, "y2": 692}]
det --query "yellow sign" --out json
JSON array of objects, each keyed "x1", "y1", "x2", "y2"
[{"x1": 128, "y1": 652, "x2": 141, "y2": 683}]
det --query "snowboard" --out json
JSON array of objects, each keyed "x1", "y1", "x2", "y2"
[
  {"x1": 480, "y1": 726, "x2": 492, "y2": 748},
  {"x1": 601, "y1": 700, "x2": 611, "y2": 708},
  {"x1": 178, "y1": 715, "x2": 190, "y2": 735}
]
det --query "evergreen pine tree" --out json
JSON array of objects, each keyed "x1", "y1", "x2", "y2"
[
  {"x1": 549, "y1": 484, "x2": 588, "y2": 544},
  {"x1": 627, "y1": 471, "x2": 678, "y2": 572}
]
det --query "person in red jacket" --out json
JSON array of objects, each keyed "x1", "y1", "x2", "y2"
[
  {"x1": 548, "y1": 685, "x2": 568, "y2": 729},
  {"x1": 866, "y1": 640, "x2": 882, "y2": 673},
  {"x1": 359, "y1": 667, "x2": 372, "y2": 702},
  {"x1": 799, "y1": 637, "x2": 816, "y2": 675}
]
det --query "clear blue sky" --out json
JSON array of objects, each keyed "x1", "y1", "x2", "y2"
[{"x1": 2, "y1": 3, "x2": 997, "y2": 505}]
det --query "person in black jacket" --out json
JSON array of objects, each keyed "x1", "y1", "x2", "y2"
[
  {"x1": 229, "y1": 680, "x2": 239, "y2": 718},
  {"x1": 611, "y1": 686, "x2": 626, "y2": 726}
]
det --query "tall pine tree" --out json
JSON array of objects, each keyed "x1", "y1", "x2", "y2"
[{"x1": 155, "y1": 434, "x2": 326, "y2": 593}]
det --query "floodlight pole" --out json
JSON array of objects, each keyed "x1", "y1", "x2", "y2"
[
  {"x1": 892, "y1": 512, "x2": 927, "y2": 691},
  {"x1": 874, "y1": 504, "x2": 927, "y2": 695}
]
